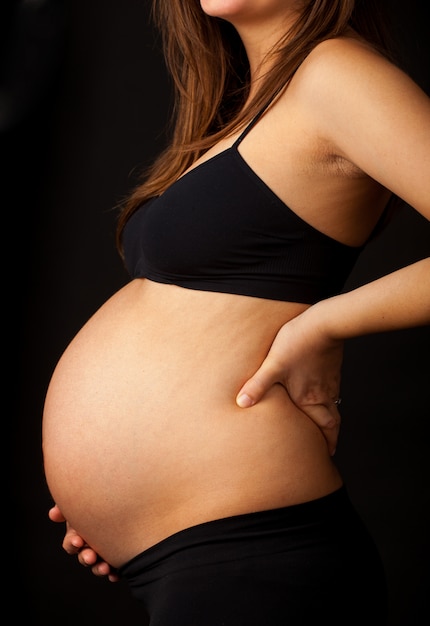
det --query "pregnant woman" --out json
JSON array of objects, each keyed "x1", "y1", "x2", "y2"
[{"x1": 43, "y1": 1, "x2": 430, "y2": 624}]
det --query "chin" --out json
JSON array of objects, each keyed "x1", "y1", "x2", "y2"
[{"x1": 200, "y1": 0, "x2": 249, "y2": 19}]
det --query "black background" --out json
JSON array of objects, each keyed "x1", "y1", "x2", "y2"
[{"x1": 6, "y1": 1, "x2": 429, "y2": 624}]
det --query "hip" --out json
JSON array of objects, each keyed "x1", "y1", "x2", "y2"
[{"x1": 119, "y1": 486, "x2": 387, "y2": 626}]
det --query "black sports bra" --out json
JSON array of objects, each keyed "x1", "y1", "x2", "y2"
[{"x1": 123, "y1": 104, "x2": 368, "y2": 304}]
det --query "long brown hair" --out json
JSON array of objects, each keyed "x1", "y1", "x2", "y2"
[{"x1": 116, "y1": 0, "x2": 394, "y2": 255}]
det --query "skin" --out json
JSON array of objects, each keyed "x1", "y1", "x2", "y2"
[{"x1": 47, "y1": 0, "x2": 430, "y2": 580}]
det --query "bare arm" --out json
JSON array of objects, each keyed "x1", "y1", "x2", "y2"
[
  {"x1": 306, "y1": 38, "x2": 430, "y2": 220},
  {"x1": 236, "y1": 39, "x2": 430, "y2": 451},
  {"x1": 316, "y1": 258, "x2": 430, "y2": 338},
  {"x1": 237, "y1": 258, "x2": 430, "y2": 454},
  {"x1": 49, "y1": 35, "x2": 430, "y2": 583}
]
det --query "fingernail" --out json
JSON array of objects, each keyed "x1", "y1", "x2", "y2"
[{"x1": 237, "y1": 393, "x2": 254, "y2": 408}]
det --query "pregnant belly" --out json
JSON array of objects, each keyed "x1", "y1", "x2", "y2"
[{"x1": 42, "y1": 279, "x2": 342, "y2": 566}]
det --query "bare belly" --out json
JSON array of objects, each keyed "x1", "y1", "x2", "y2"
[{"x1": 42, "y1": 279, "x2": 342, "y2": 567}]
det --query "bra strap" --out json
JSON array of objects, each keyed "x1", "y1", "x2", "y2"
[{"x1": 232, "y1": 84, "x2": 286, "y2": 148}]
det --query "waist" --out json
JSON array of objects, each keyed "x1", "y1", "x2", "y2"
[{"x1": 120, "y1": 486, "x2": 353, "y2": 576}]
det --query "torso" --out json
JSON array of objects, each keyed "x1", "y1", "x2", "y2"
[
  {"x1": 43, "y1": 281, "x2": 342, "y2": 567},
  {"x1": 42, "y1": 38, "x2": 391, "y2": 568}
]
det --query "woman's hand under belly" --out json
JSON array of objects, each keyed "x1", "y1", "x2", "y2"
[{"x1": 42, "y1": 279, "x2": 342, "y2": 566}]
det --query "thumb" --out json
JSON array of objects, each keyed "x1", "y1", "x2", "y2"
[
  {"x1": 236, "y1": 363, "x2": 280, "y2": 408},
  {"x1": 48, "y1": 503, "x2": 66, "y2": 523}
]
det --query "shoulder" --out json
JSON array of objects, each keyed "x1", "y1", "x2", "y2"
[
  {"x1": 308, "y1": 33, "x2": 386, "y2": 63},
  {"x1": 279, "y1": 36, "x2": 405, "y2": 159},
  {"x1": 280, "y1": 34, "x2": 430, "y2": 216},
  {"x1": 294, "y1": 35, "x2": 406, "y2": 103},
  {"x1": 289, "y1": 34, "x2": 429, "y2": 139}
]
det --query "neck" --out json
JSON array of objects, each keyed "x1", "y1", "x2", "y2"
[{"x1": 230, "y1": 10, "x2": 298, "y2": 79}]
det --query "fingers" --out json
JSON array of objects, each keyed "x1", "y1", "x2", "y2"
[
  {"x1": 62, "y1": 527, "x2": 86, "y2": 554},
  {"x1": 68, "y1": 542, "x2": 120, "y2": 582},
  {"x1": 48, "y1": 505, "x2": 120, "y2": 582},
  {"x1": 80, "y1": 550, "x2": 120, "y2": 582},
  {"x1": 70, "y1": 541, "x2": 120, "y2": 582},
  {"x1": 92, "y1": 562, "x2": 120, "y2": 582},
  {"x1": 107, "y1": 572, "x2": 120, "y2": 583},
  {"x1": 48, "y1": 504, "x2": 66, "y2": 523},
  {"x1": 76, "y1": 546, "x2": 98, "y2": 565},
  {"x1": 301, "y1": 403, "x2": 341, "y2": 456},
  {"x1": 235, "y1": 360, "x2": 342, "y2": 456},
  {"x1": 49, "y1": 507, "x2": 92, "y2": 555}
]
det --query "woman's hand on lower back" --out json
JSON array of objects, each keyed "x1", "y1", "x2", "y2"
[
  {"x1": 236, "y1": 304, "x2": 344, "y2": 456},
  {"x1": 48, "y1": 504, "x2": 120, "y2": 582}
]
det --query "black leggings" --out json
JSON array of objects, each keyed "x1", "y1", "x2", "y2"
[{"x1": 119, "y1": 486, "x2": 387, "y2": 625}]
